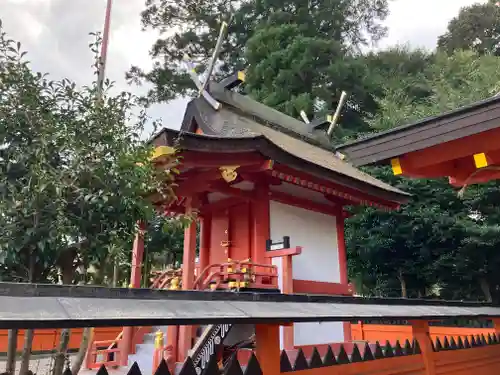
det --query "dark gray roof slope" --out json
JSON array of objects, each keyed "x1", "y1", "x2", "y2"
[{"x1": 336, "y1": 95, "x2": 500, "y2": 166}]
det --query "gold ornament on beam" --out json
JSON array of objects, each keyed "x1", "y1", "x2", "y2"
[{"x1": 219, "y1": 165, "x2": 240, "y2": 182}]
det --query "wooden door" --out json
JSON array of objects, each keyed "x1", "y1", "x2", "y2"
[{"x1": 209, "y1": 209, "x2": 230, "y2": 265}]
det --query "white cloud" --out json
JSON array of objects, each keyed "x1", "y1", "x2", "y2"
[
  {"x1": 378, "y1": 0, "x2": 486, "y2": 50},
  {"x1": 0, "y1": 0, "x2": 487, "y2": 133}
]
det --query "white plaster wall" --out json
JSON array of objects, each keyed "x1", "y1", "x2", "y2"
[
  {"x1": 272, "y1": 257, "x2": 284, "y2": 291},
  {"x1": 271, "y1": 256, "x2": 285, "y2": 349},
  {"x1": 269, "y1": 201, "x2": 344, "y2": 346},
  {"x1": 269, "y1": 201, "x2": 340, "y2": 283},
  {"x1": 293, "y1": 322, "x2": 345, "y2": 346}
]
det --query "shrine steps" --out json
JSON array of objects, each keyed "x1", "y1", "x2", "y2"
[{"x1": 127, "y1": 327, "x2": 168, "y2": 375}]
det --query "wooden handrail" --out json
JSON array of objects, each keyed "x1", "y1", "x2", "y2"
[
  {"x1": 193, "y1": 260, "x2": 278, "y2": 290},
  {"x1": 107, "y1": 331, "x2": 123, "y2": 350}
]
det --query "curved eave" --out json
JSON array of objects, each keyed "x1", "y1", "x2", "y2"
[{"x1": 151, "y1": 129, "x2": 410, "y2": 208}]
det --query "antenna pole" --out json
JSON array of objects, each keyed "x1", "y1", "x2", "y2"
[
  {"x1": 97, "y1": 0, "x2": 113, "y2": 97},
  {"x1": 327, "y1": 91, "x2": 348, "y2": 137}
]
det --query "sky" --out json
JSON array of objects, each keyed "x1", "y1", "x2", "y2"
[{"x1": 0, "y1": 0, "x2": 487, "y2": 133}]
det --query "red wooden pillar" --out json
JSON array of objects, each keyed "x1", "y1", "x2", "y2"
[
  {"x1": 178, "y1": 197, "x2": 198, "y2": 362},
  {"x1": 264, "y1": 247, "x2": 301, "y2": 350},
  {"x1": 120, "y1": 221, "x2": 146, "y2": 365},
  {"x1": 281, "y1": 254, "x2": 294, "y2": 350},
  {"x1": 255, "y1": 324, "x2": 281, "y2": 375},
  {"x1": 252, "y1": 182, "x2": 270, "y2": 264},
  {"x1": 165, "y1": 325, "x2": 178, "y2": 371},
  {"x1": 198, "y1": 215, "x2": 211, "y2": 273},
  {"x1": 410, "y1": 320, "x2": 436, "y2": 375}
]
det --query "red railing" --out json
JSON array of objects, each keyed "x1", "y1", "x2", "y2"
[
  {"x1": 87, "y1": 260, "x2": 277, "y2": 371},
  {"x1": 86, "y1": 327, "x2": 151, "y2": 369},
  {"x1": 151, "y1": 269, "x2": 182, "y2": 289},
  {"x1": 193, "y1": 260, "x2": 278, "y2": 291},
  {"x1": 86, "y1": 330, "x2": 123, "y2": 369}
]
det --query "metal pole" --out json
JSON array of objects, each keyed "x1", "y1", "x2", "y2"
[{"x1": 97, "y1": 0, "x2": 113, "y2": 96}]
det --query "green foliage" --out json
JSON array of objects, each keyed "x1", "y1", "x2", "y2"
[
  {"x1": 0, "y1": 25, "x2": 177, "y2": 284},
  {"x1": 244, "y1": 9, "x2": 379, "y2": 139},
  {"x1": 362, "y1": 46, "x2": 435, "y2": 105},
  {"x1": 131, "y1": 0, "x2": 389, "y2": 129},
  {"x1": 346, "y1": 167, "x2": 469, "y2": 298},
  {"x1": 346, "y1": 48, "x2": 500, "y2": 301},
  {"x1": 366, "y1": 50, "x2": 500, "y2": 134},
  {"x1": 438, "y1": 0, "x2": 500, "y2": 56},
  {"x1": 146, "y1": 215, "x2": 185, "y2": 268}
]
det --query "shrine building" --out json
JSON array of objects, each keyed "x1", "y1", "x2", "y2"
[{"x1": 140, "y1": 71, "x2": 409, "y2": 368}]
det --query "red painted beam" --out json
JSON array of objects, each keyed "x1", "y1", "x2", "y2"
[
  {"x1": 241, "y1": 172, "x2": 282, "y2": 186},
  {"x1": 264, "y1": 247, "x2": 302, "y2": 258},
  {"x1": 175, "y1": 160, "x2": 274, "y2": 197},
  {"x1": 323, "y1": 193, "x2": 351, "y2": 207},
  {"x1": 400, "y1": 126, "x2": 500, "y2": 171},
  {"x1": 200, "y1": 196, "x2": 246, "y2": 214},
  {"x1": 175, "y1": 169, "x2": 223, "y2": 196},
  {"x1": 271, "y1": 164, "x2": 399, "y2": 209},
  {"x1": 209, "y1": 182, "x2": 258, "y2": 200},
  {"x1": 238, "y1": 160, "x2": 274, "y2": 173}
]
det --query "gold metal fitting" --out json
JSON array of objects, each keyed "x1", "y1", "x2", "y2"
[
  {"x1": 219, "y1": 166, "x2": 239, "y2": 182},
  {"x1": 154, "y1": 330, "x2": 164, "y2": 348},
  {"x1": 169, "y1": 277, "x2": 180, "y2": 290}
]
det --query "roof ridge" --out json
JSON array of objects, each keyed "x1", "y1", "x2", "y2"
[{"x1": 208, "y1": 83, "x2": 333, "y2": 150}]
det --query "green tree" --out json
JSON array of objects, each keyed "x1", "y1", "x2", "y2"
[
  {"x1": 346, "y1": 167, "x2": 467, "y2": 298},
  {"x1": 0, "y1": 25, "x2": 178, "y2": 375},
  {"x1": 438, "y1": 0, "x2": 500, "y2": 55},
  {"x1": 244, "y1": 11, "x2": 379, "y2": 139},
  {"x1": 346, "y1": 49, "x2": 500, "y2": 301},
  {"x1": 366, "y1": 50, "x2": 500, "y2": 135},
  {"x1": 0, "y1": 29, "x2": 176, "y2": 284},
  {"x1": 362, "y1": 46, "x2": 435, "y2": 105},
  {"x1": 130, "y1": 0, "x2": 390, "y2": 118}
]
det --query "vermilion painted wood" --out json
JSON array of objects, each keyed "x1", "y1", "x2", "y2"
[
  {"x1": 270, "y1": 164, "x2": 399, "y2": 209},
  {"x1": 94, "y1": 335, "x2": 500, "y2": 375},
  {"x1": 0, "y1": 327, "x2": 123, "y2": 353},
  {"x1": 351, "y1": 323, "x2": 496, "y2": 346}
]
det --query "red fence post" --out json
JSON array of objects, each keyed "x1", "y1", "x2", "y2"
[
  {"x1": 410, "y1": 320, "x2": 435, "y2": 375},
  {"x1": 493, "y1": 318, "x2": 500, "y2": 334},
  {"x1": 359, "y1": 321, "x2": 365, "y2": 341},
  {"x1": 255, "y1": 324, "x2": 281, "y2": 375}
]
